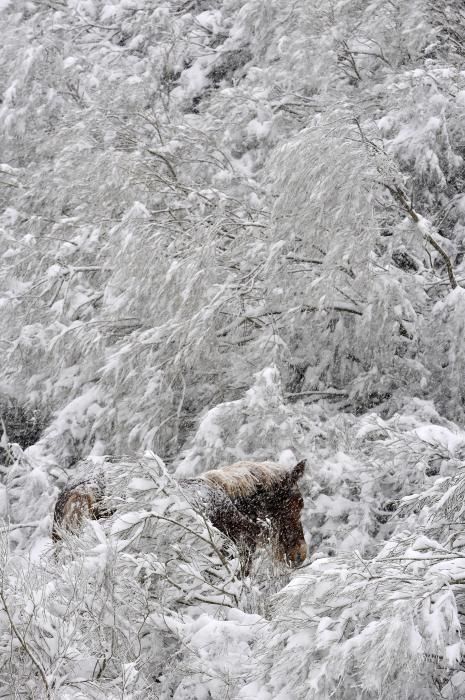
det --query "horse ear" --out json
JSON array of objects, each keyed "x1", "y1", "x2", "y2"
[{"x1": 290, "y1": 459, "x2": 306, "y2": 483}]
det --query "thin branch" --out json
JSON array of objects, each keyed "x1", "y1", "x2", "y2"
[
  {"x1": 285, "y1": 254, "x2": 324, "y2": 264},
  {"x1": 0, "y1": 586, "x2": 50, "y2": 699},
  {"x1": 301, "y1": 303, "x2": 363, "y2": 316},
  {"x1": 348, "y1": 48, "x2": 391, "y2": 67},
  {"x1": 383, "y1": 183, "x2": 457, "y2": 290},
  {"x1": 146, "y1": 149, "x2": 178, "y2": 180},
  {"x1": 0, "y1": 522, "x2": 41, "y2": 534},
  {"x1": 424, "y1": 233, "x2": 457, "y2": 290},
  {"x1": 286, "y1": 390, "x2": 349, "y2": 399}
]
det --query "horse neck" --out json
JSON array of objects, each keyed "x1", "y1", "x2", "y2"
[
  {"x1": 178, "y1": 477, "x2": 289, "y2": 528},
  {"x1": 231, "y1": 485, "x2": 286, "y2": 522}
]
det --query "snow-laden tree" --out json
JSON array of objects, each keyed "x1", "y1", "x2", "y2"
[
  {"x1": 0, "y1": 453, "x2": 269, "y2": 698},
  {"x1": 3, "y1": 0, "x2": 465, "y2": 456},
  {"x1": 242, "y1": 463, "x2": 465, "y2": 699}
]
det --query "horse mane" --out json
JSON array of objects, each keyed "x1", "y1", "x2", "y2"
[{"x1": 198, "y1": 461, "x2": 296, "y2": 499}]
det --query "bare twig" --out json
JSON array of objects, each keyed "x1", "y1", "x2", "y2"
[
  {"x1": 0, "y1": 522, "x2": 41, "y2": 534},
  {"x1": 0, "y1": 583, "x2": 50, "y2": 699}
]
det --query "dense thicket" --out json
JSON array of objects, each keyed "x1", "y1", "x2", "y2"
[{"x1": 2, "y1": 1, "x2": 465, "y2": 697}]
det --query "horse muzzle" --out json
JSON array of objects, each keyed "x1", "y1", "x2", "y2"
[{"x1": 287, "y1": 541, "x2": 308, "y2": 567}]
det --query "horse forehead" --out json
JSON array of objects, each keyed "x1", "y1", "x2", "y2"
[{"x1": 289, "y1": 485, "x2": 304, "y2": 502}]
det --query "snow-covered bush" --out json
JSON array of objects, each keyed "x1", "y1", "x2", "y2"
[
  {"x1": 244, "y1": 534, "x2": 465, "y2": 699},
  {"x1": 0, "y1": 453, "x2": 267, "y2": 698},
  {"x1": 176, "y1": 366, "x2": 313, "y2": 476}
]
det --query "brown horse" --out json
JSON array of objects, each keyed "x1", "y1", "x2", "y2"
[
  {"x1": 52, "y1": 460, "x2": 308, "y2": 568},
  {"x1": 180, "y1": 460, "x2": 307, "y2": 568}
]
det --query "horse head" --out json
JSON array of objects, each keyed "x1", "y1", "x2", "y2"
[
  {"x1": 197, "y1": 458, "x2": 308, "y2": 570},
  {"x1": 272, "y1": 460, "x2": 307, "y2": 567}
]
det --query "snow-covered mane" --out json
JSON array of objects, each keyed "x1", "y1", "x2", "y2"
[{"x1": 198, "y1": 460, "x2": 304, "y2": 499}]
